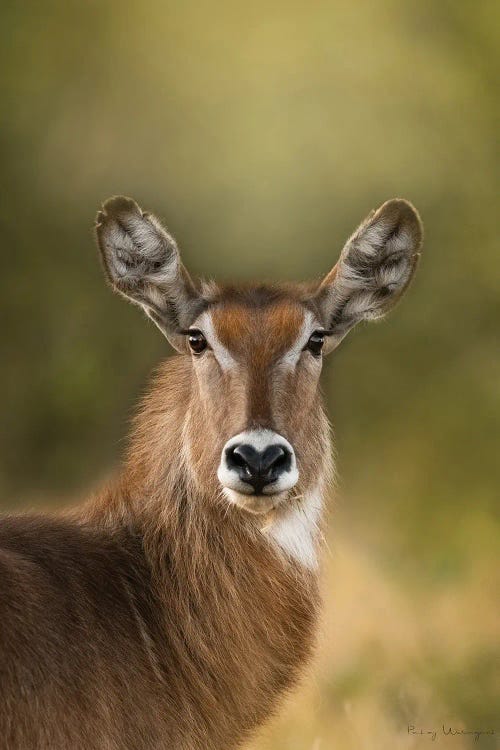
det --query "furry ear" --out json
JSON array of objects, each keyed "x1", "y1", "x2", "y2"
[
  {"x1": 316, "y1": 199, "x2": 423, "y2": 352},
  {"x1": 95, "y1": 196, "x2": 203, "y2": 351}
]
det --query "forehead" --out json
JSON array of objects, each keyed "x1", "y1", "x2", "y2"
[{"x1": 207, "y1": 286, "x2": 308, "y2": 359}]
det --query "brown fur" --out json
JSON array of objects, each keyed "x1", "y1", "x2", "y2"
[
  {"x1": 0, "y1": 308, "x2": 322, "y2": 750},
  {"x1": 0, "y1": 195, "x2": 422, "y2": 749},
  {"x1": 212, "y1": 298, "x2": 307, "y2": 427}
]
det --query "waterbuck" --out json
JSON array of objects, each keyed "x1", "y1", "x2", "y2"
[{"x1": 0, "y1": 196, "x2": 422, "y2": 749}]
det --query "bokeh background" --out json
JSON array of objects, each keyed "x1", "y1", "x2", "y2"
[{"x1": 1, "y1": 1, "x2": 498, "y2": 747}]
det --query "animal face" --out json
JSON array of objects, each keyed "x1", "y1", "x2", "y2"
[
  {"x1": 96, "y1": 196, "x2": 422, "y2": 513},
  {"x1": 182, "y1": 289, "x2": 329, "y2": 513}
]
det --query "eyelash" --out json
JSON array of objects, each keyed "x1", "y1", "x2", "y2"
[
  {"x1": 183, "y1": 329, "x2": 208, "y2": 354},
  {"x1": 305, "y1": 330, "x2": 327, "y2": 357}
]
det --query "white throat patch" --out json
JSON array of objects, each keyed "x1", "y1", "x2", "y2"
[{"x1": 263, "y1": 489, "x2": 323, "y2": 569}]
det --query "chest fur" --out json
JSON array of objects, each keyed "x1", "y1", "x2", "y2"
[{"x1": 150, "y1": 528, "x2": 320, "y2": 747}]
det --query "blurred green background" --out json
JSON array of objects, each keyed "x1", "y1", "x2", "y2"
[{"x1": 1, "y1": 1, "x2": 498, "y2": 747}]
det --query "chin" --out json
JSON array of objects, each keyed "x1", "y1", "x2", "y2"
[{"x1": 222, "y1": 487, "x2": 290, "y2": 515}]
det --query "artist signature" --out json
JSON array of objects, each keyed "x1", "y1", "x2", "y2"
[{"x1": 408, "y1": 724, "x2": 497, "y2": 742}]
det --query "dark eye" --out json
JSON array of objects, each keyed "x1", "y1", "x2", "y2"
[
  {"x1": 306, "y1": 331, "x2": 325, "y2": 357},
  {"x1": 187, "y1": 330, "x2": 207, "y2": 354}
]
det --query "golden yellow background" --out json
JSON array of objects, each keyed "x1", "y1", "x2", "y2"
[{"x1": 1, "y1": 2, "x2": 498, "y2": 748}]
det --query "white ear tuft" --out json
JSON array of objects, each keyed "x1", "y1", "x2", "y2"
[
  {"x1": 95, "y1": 196, "x2": 201, "y2": 350},
  {"x1": 318, "y1": 199, "x2": 423, "y2": 350},
  {"x1": 96, "y1": 196, "x2": 181, "y2": 294}
]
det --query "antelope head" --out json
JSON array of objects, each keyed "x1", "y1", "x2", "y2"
[{"x1": 96, "y1": 197, "x2": 422, "y2": 515}]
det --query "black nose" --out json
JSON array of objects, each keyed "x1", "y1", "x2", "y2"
[{"x1": 225, "y1": 443, "x2": 292, "y2": 494}]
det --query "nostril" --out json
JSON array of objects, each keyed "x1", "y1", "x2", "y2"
[
  {"x1": 228, "y1": 448, "x2": 248, "y2": 469},
  {"x1": 260, "y1": 445, "x2": 286, "y2": 473},
  {"x1": 272, "y1": 449, "x2": 289, "y2": 470},
  {"x1": 226, "y1": 444, "x2": 259, "y2": 475}
]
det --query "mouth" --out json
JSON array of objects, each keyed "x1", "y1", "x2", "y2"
[{"x1": 221, "y1": 487, "x2": 290, "y2": 515}]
